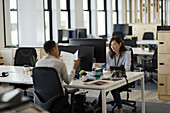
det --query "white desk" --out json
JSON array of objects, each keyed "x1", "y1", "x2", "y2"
[
  {"x1": 0, "y1": 66, "x2": 145, "y2": 113},
  {"x1": 65, "y1": 72, "x2": 145, "y2": 113},
  {"x1": 0, "y1": 66, "x2": 32, "y2": 85},
  {"x1": 137, "y1": 40, "x2": 158, "y2": 45},
  {"x1": 132, "y1": 47, "x2": 154, "y2": 56}
]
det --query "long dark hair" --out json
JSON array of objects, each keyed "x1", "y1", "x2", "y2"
[{"x1": 109, "y1": 36, "x2": 127, "y2": 59}]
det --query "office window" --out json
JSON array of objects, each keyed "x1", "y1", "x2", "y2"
[
  {"x1": 9, "y1": 0, "x2": 18, "y2": 46},
  {"x1": 112, "y1": 0, "x2": 117, "y2": 24},
  {"x1": 60, "y1": 0, "x2": 70, "y2": 29},
  {"x1": 97, "y1": 0, "x2": 107, "y2": 36},
  {"x1": 44, "y1": 0, "x2": 52, "y2": 41},
  {"x1": 5, "y1": 0, "x2": 50, "y2": 47},
  {"x1": 83, "y1": 0, "x2": 91, "y2": 34}
]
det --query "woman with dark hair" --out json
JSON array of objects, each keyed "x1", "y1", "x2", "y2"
[{"x1": 95, "y1": 36, "x2": 131, "y2": 113}]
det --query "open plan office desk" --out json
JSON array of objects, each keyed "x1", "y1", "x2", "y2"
[
  {"x1": 65, "y1": 72, "x2": 145, "y2": 113},
  {"x1": 0, "y1": 66, "x2": 145, "y2": 113},
  {"x1": 136, "y1": 40, "x2": 158, "y2": 45},
  {"x1": 0, "y1": 66, "x2": 33, "y2": 95}
]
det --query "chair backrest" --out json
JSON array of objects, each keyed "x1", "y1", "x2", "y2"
[
  {"x1": 32, "y1": 67, "x2": 64, "y2": 102},
  {"x1": 112, "y1": 32, "x2": 125, "y2": 40},
  {"x1": 14, "y1": 48, "x2": 37, "y2": 66},
  {"x1": 143, "y1": 32, "x2": 154, "y2": 40},
  {"x1": 124, "y1": 39, "x2": 137, "y2": 47},
  {"x1": 126, "y1": 46, "x2": 134, "y2": 72}
]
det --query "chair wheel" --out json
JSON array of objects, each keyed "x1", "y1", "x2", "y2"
[{"x1": 132, "y1": 108, "x2": 136, "y2": 112}]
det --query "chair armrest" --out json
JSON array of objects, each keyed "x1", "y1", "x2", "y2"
[{"x1": 67, "y1": 88, "x2": 79, "y2": 94}]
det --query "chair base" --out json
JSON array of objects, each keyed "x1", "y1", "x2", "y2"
[{"x1": 107, "y1": 99, "x2": 137, "y2": 113}]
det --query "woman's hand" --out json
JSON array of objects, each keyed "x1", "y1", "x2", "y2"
[{"x1": 108, "y1": 67, "x2": 110, "y2": 71}]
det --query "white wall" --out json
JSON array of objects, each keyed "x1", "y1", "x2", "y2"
[{"x1": 0, "y1": 0, "x2": 5, "y2": 47}]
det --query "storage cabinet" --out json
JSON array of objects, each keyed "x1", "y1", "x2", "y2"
[{"x1": 158, "y1": 31, "x2": 170, "y2": 100}]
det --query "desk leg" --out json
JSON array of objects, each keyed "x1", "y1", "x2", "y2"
[
  {"x1": 102, "y1": 90, "x2": 107, "y2": 113},
  {"x1": 141, "y1": 77, "x2": 145, "y2": 113}
]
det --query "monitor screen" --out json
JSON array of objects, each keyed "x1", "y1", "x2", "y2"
[
  {"x1": 69, "y1": 38, "x2": 107, "y2": 63},
  {"x1": 58, "y1": 29, "x2": 69, "y2": 43},
  {"x1": 128, "y1": 26, "x2": 132, "y2": 35},
  {"x1": 76, "y1": 29, "x2": 87, "y2": 38},
  {"x1": 114, "y1": 24, "x2": 129, "y2": 35},
  {"x1": 58, "y1": 45, "x2": 94, "y2": 71}
]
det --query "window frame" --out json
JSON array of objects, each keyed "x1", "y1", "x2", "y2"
[
  {"x1": 83, "y1": 0, "x2": 91, "y2": 34},
  {"x1": 97, "y1": 0, "x2": 107, "y2": 36},
  {"x1": 60, "y1": 0, "x2": 71, "y2": 29}
]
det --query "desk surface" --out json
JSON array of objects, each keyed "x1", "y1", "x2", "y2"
[
  {"x1": 132, "y1": 47, "x2": 154, "y2": 55},
  {"x1": 65, "y1": 72, "x2": 144, "y2": 90},
  {"x1": 0, "y1": 65, "x2": 145, "y2": 113},
  {"x1": 137, "y1": 40, "x2": 158, "y2": 45},
  {"x1": 0, "y1": 66, "x2": 32, "y2": 84}
]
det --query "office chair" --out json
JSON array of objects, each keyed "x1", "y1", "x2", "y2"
[
  {"x1": 107, "y1": 46, "x2": 137, "y2": 112},
  {"x1": 112, "y1": 32, "x2": 125, "y2": 40},
  {"x1": 142, "y1": 32, "x2": 154, "y2": 40},
  {"x1": 144, "y1": 48, "x2": 157, "y2": 84},
  {"x1": 124, "y1": 39, "x2": 137, "y2": 47},
  {"x1": 14, "y1": 48, "x2": 37, "y2": 67},
  {"x1": 32, "y1": 67, "x2": 79, "y2": 113}
]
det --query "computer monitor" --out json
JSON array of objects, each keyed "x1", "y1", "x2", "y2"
[
  {"x1": 58, "y1": 29, "x2": 69, "y2": 43},
  {"x1": 114, "y1": 24, "x2": 129, "y2": 35},
  {"x1": 69, "y1": 38, "x2": 107, "y2": 63},
  {"x1": 76, "y1": 29, "x2": 87, "y2": 38},
  {"x1": 128, "y1": 26, "x2": 132, "y2": 35},
  {"x1": 58, "y1": 45, "x2": 94, "y2": 71}
]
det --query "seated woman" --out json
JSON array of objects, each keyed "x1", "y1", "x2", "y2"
[{"x1": 95, "y1": 36, "x2": 131, "y2": 113}]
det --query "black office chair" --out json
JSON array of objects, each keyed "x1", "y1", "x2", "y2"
[
  {"x1": 107, "y1": 47, "x2": 137, "y2": 112},
  {"x1": 144, "y1": 48, "x2": 157, "y2": 84},
  {"x1": 32, "y1": 67, "x2": 79, "y2": 113},
  {"x1": 112, "y1": 32, "x2": 125, "y2": 40},
  {"x1": 143, "y1": 32, "x2": 154, "y2": 40},
  {"x1": 14, "y1": 48, "x2": 37, "y2": 67},
  {"x1": 124, "y1": 39, "x2": 137, "y2": 47}
]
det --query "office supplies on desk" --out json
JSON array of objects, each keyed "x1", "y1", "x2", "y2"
[
  {"x1": 84, "y1": 80, "x2": 112, "y2": 86},
  {"x1": 1, "y1": 72, "x2": 9, "y2": 77}
]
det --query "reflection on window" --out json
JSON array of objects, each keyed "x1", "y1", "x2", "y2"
[
  {"x1": 83, "y1": 12, "x2": 89, "y2": 34},
  {"x1": 45, "y1": 12, "x2": 50, "y2": 41},
  {"x1": 10, "y1": 11, "x2": 18, "y2": 45},
  {"x1": 97, "y1": 0, "x2": 106, "y2": 36},
  {"x1": 83, "y1": 0, "x2": 90, "y2": 35},
  {"x1": 61, "y1": 12, "x2": 68, "y2": 29},
  {"x1": 83, "y1": 0, "x2": 88, "y2": 10},
  {"x1": 97, "y1": 0, "x2": 104, "y2": 10},
  {"x1": 112, "y1": 12, "x2": 117, "y2": 24},
  {"x1": 98, "y1": 12, "x2": 106, "y2": 36},
  {"x1": 112, "y1": 0, "x2": 117, "y2": 24},
  {"x1": 10, "y1": 0, "x2": 17, "y2": 9},
  {"x1": 60, "y1": 0, "x2": 67, "y2": 10}
]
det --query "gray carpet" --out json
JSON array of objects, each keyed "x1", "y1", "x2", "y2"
[{"x1": 85, "y1": 97, "x2": 170, "y2": 113}]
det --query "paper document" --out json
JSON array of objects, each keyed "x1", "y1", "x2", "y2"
[{"x1": 60, "y1": 50, "x2": 79, "y2": 75}]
